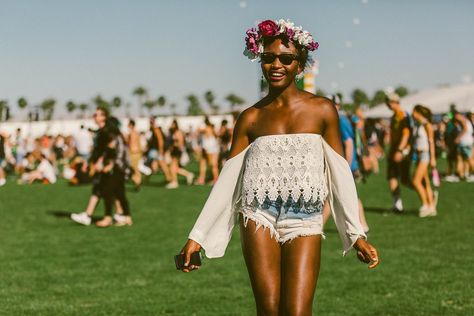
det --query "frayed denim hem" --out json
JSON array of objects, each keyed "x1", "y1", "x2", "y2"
[{"x1": 240, "y1": 211, "x2": 280, "y2": 241}]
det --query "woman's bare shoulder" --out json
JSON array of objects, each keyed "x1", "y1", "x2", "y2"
[{"x1": 303, "y1": 93, "x2": 338, "y2": 121}]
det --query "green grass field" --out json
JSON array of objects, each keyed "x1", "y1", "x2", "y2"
[{"x1": 1, "y1": 160, "x2": 473, "y2": 316}]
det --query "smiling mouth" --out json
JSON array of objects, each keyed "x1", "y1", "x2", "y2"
[{"x1": 269, "y1": 71, "x2": 286, "y2": 81}]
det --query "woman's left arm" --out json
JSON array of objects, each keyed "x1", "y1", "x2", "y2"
[{"x1": 321, "y1": 100, "x2": 379, "y2": 269}]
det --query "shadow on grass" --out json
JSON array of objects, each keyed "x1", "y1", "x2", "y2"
[
  {"x1": 47, "y1": 210, "x2": 102, "y2": 222},
  {"x1": 364, "y1": 206, "x2": 419, "y2": 216}
]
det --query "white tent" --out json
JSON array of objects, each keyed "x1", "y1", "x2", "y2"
[{"x1": 365, "y1": 83, "x2": 474, "y2": 118}]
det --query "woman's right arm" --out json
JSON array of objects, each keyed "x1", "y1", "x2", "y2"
[{"x1": 180, "y1": 110, "x2": 251, "y2": 272}]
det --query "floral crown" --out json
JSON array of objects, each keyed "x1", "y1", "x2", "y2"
[{"x1": 244, "y1": 19, "x2": 319, "y2": 69}]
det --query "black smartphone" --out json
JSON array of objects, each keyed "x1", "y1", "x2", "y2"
[{"x1": 175, "y1": 251, "x2": 202, "y2": 270}]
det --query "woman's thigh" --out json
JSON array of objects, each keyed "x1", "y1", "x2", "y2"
[
  {"x1": 239, "y1": 216, "x2": 281, "y2": 310},
  {"x1": 280, "y1": 235, "x2": 322, "y2": 315},
  {"x1": 413, "y1": 161, "x2": 429, "y2": 183}
]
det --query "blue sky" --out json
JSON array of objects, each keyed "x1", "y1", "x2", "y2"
[{"x1": 1, "y1": 0, "x2": 473, "y2": 117}]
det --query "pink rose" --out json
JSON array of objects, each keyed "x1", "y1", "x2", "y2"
[
  {"x1": 246, "y1": 36, "x2": 259, "y2": 54},
  {"x1": 258, "y1": 20, "x2": 279, "y2": 37},
  {"x1": 286, "y1": 28, "x2": 295, "y2": 40},
  {"x1": 308, "y1": 41, "x2": 319, "y2": 51}
]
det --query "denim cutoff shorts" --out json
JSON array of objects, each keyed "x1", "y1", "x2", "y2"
[{"x1": 239, "y1": 197, "x2": 324, "y2": 244}]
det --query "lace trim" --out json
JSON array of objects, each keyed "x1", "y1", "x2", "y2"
[{"x1": 241, "y1": 134, "x2": 328, "y2": 213}]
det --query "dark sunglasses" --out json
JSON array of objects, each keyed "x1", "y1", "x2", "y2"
[{"x1": 260, "y1": 53, "x2": 299, "y2": 65}]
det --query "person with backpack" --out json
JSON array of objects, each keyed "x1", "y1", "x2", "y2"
[
  {"x1": 385, "y1": 92, "x2": 412, "y2": 213},
  {"x1": 323, "y1": 95, "x2": 369, "y2": 233}
]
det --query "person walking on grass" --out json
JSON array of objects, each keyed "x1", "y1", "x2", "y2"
[
  {"x1": 412, "y1": 105, "x2": 438, "y2": 217},
  {"x1": 195, "y1": 117, "x2": 219, "y2": 185},
  {"x1": 451, "y1": 108, "x2": 474, "y2": 182},
  {"x1": 179, "y1": 19, "x2": 378, "y2": 315},
  {"x1": 127, "y1": 119, "x2": 143, "y2": 190},
  {"x1": 147, "y1": 117, "x2": 171, "y2": 183},
  {"x1": 323, "y1": 95, "x2": 369, "y2": 233},
  {"x1": 71, "y1": 108, "x2": 131, "y2": 227},
  {"x1": 166, "y1": 119, "x2": 194, "y2": 189},
  {"x1": 385, "y1": 92, "x2": 412, "y2": 213}
]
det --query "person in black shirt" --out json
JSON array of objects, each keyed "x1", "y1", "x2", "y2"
[
  {"x1": 385, "y1": 93, "x2": 412, "y2": 212},
  {"x1": 71, "y1": 107, "x2": 130, "y2": 226}
]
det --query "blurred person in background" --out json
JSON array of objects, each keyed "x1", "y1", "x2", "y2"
[
  {"x1": 444, "y1": 112, "x2": 460, "y2": 182},
  {"x1": 74, "y1": 124, "x2": 93, "y2": 160},
  {"x1": 218, "y1": 119, "x2": 233, "y2": 165},
  {"x1": 166, "y1": 119, "x2": 194, "y2": 189},
  {"x1": 147, "y1": 116, "x2": 171, "y2": 182},
  {"x1": 195, "y1": 117, "x2": 219, "y2": 185},
  {"x1": 365, "y1": 118, "x2": 381, "y2": 174},
  {"x1": 385, "y1": 92, "x2": 412, "y2": 213},
  {"x1": 412, "y1": 105, "x2": 437, "y2": 217},
  {"x1": 20, "y1": 153, "x2": 57, "y2": 184},
  {"x1": 323, "y1": 95, "x2": 369, "y2": 232},
  {"x1": 127, "y1": 119, "x2": 142, "y2": 190},
  {"x1": 71, "y1": 106, "x2": 110, "y2": 226},
  {"x1": 452, "y1": 108, "x2": 474, "y2": 182},
  {"x1": 95, "y1": 117, "x2": 133, "y2": 227}
]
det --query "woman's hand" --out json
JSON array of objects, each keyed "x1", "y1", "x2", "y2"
[
  {"x1": 430, "y1": 157, "x2": 436, "y2": 169},
  {"x1": 180, "y1": 239, "x2": 202, "y2": 273},
  {"x1": 354, "y1": 238, "x2": 379, "y2": 269}
]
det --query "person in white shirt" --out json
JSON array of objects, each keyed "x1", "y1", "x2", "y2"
[
  {"x1": 178, "y1": 19, "x2": 379, "y2": 315},
  {"x1": 74, "y1": 125, "x2": 93, "y2": 159},
  {"x1": 21, "y1": 154, "x2": 57, "y2": 184}
]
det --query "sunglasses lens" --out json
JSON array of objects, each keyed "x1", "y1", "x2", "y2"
[
  {"x1": 261, "y1": 54, "x2": 275, "y2": 64},
  {"x1": 279, "y1": 55, "x2": 294, "y2": 65}
]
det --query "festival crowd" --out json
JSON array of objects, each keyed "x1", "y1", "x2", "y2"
[{"x1": 0, "y1": 93, "x2": 473, "y2": 223}]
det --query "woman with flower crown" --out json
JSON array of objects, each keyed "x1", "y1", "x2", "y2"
[{"x1": 179, "y1": 19, "x2": 379, "y2": 315}]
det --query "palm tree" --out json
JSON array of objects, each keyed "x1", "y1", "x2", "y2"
[
  {"x1": 225, "y1": 93, "x2": 245, "y2": 111},
  {"x1": 394, "y1": 86, "x2": 409, "y2": 98},
  {"x1": 92, "y1": 95, "x2": 110, "y2": 113},
  {"x1": 112, "y1": 96, "x2": 122, "y2": 107},
  {"x1": 78, "y1": 103, "x2": 89, "y2": 118},
  {"x1": 143, "y1": 100, "x2": 157, "y2": 116},
  {"x1": 186, "y1": 94, "x2": 204, "y2": 116},
  {"x1": 351, "y1": 88, "x2": 369, "y2": 107},
  {"x1": 66, "y1": 101, "x2": 77, "y2": 116},
  {"x1": 204, "y1": 90, "x2": 220, "y2": 115},
  {"x1": 370, "y1": 89, "x2": 387, "y2": 108},
  {"x1": 157, "y1": 95, "x2": 166, "y2": 114},
  {"x1": 17, "y1": 97, "x2": 28, "y2": 121},
  {"x1": 133, "y1": 86, "x2": 148, "y2": 116},
  {"x1": 40, "y1": 98, "x2": 56, "y2": 120}
]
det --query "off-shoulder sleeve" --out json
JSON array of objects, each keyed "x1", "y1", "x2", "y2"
[
  {"x1": 322, "y1": 139, "x2": 367, "y2": 256},
  {"x1": 188, "y1": 147, "x2": 249, "y2": 258}
]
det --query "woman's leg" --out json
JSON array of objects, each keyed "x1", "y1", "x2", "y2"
[
  {"x1": 240, "y1": 216, "x2": 281, "y2": 316},
  {"x1": 412, "y1": 161, "x2": 429, "y2": 207},
  {"x1": 280, "y1": 235, "x2": 322, "y2": 316},
  {"x1": 170, "y1": 158, "x2": 179, "y2": 184},
  {"x1": 196, "y1": 156, "x2": 207, "y2": 184},
  {"x1": 112, "y1": 171, "x2": 130, "y2": 216},
  {"x1": 85, "y1": 195, "x2": 99, "y2": 217},
  {"x1": 422, "y1": 172, "x2": 433, "y2": 208},
  {"x1": 207, "y1": 153, "x2": 219, "y2": 182},
  {"x1": 158, "y1": 159, "x2": 171, "y2": 181}
]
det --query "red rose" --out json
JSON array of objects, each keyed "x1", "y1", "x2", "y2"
[{"x1": 258, "y1": 20, "x2": 279, "y2": 37}]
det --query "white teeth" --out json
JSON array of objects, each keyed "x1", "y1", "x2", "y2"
[{"x1": 271, "y1": 73, "x2": 284, "y2": 77}]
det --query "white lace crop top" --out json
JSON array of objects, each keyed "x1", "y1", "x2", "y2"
[
  {"x1": 240, "y1": 134, "x2": 328, "y2": 215},
  {"x1": 188, "y1": 133, "x2": 367, "y2": 258}
]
